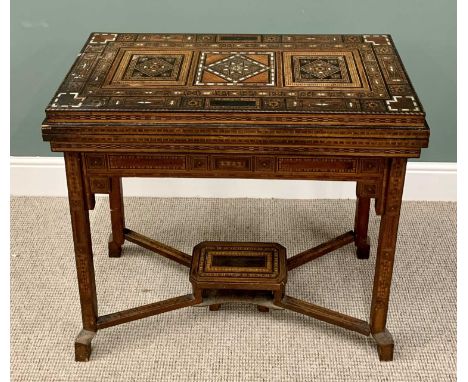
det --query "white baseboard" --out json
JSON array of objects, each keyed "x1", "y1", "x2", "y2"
[{"x1": 10, "y1": 156, "x2": 457, "y2": 201}]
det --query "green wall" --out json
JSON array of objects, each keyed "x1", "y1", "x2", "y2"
[{"x1": 11, "y1": 0, "x2": 456, "y2": 161}]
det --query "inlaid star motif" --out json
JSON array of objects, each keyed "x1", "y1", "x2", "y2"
[
  {"x1": 207, "y1": 54, "x2": 269, "y2": 83},
  {"x1": 121, "y1": 53, "x2": 189, "y2": 84},
  {"x1": 134, "y1": 57, "x2": 177, "y2": 78},
  {"x1": 195, "y1": 51, "x2": 275, "y2": 86},
  {"x1": 300, "y1": 59, "x2": 341, "y2": 79}
]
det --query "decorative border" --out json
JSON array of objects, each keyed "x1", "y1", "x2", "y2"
[
  {"x1": 363, "y1": 34, "x2": 391, "y2": 46},
  {"x1": 386, "y1": 96, "x2": 421, "y2": 112},
  {"x1": 205, "y1": 251, "x2": 273, "y2": 273},
  {"x1": 51, "y1": 93, "x2": 85, "y2": 108},
  {"x1": 89, "y1": 33, "x2": 117, "y2": 44}
]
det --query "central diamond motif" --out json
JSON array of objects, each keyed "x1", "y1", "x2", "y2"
[
  {"x1": 126, "y1": 55, "x2": 184, "y2": 80},
  {"x1": 207, "y1": 54, "x2": 269, "y2": 83},
  {"x1": 195, "y1": 51, "x2": 275, "y2": 86},
  {"x1": 207, "y1": 54, "x2": 269, "y2": 82},
  {"x1": 115, "y1": 51, "x2": 192, "y2": 85},
  {"x1": 134, "y1": 57, "x2": 176, "y2": 77},
  {"x1": 300, "y1": 59, "x2": 341, "y2": 79}
]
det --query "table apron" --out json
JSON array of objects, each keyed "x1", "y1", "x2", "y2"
[{"x1": 81, "y1": 152, "x2": 387, "y2": 196}]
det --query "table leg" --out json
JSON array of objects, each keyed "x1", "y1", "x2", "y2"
[
  {"x1": 64, "y1": 153, "x2": 98, "y2": 362},
  {"x1": 370, "y1": 158, "x2": 407, "y2": 361},
  {"x1": 354, "y1": 184, "x2": 371, "y2": 259},
  {"x1": 108, "y1": 177, "x2": 126, "y2": 258}
]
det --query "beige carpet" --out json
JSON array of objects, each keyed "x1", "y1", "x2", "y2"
[{"x1": 10, "y1": 197, "x2": 456, "y2": 381}]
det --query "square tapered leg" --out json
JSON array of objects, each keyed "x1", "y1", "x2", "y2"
[{"x1": 108, "y1": 177, "x2": 125, "y2": 258}]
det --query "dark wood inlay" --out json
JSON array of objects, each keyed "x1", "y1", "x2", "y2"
[
  {"x1": 209, "y1": 99, "x2": 258, "y2": 108},
  {"x1": 218, "y1": 35, "x2": 259, "y2": 41},
  {"x1": 85, "y1": 154, "x2": 107, "y2": 170},
  {"x1": 211, "y1": 254, "x2": 267, "y2": 268},
  {"x1": 108, "y1": 155, "x2": 186, "y2": 170},
  {"x1": 278, "y1": 157, "x2": 356, "y2": 173},
  {"x1": 89, "y1": 176, "x2": 110, "y2": 193}
]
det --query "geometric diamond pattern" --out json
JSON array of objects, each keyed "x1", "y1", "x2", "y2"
[
  {"x1": 194, "y1": 51, "x2": 275, "y2": 86},
  {"x1": 207, "y1": 54, "x2": 269, "y2": 82},
  {"x1": 133, "y1": 57, "x2": 178, "y2": 78},
  {"x1": 300, "y1": 59, "x2": 341, "y2": 79},
  {"x1": 47, "y1": 34, "x2": 424, "y2": 114},
  {"x1": 124, "y1": 55, "x2": 184, "y2": 81}
]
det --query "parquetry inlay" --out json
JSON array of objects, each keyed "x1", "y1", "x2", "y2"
[
  {"x1": 125, "y1": 55, "x2": 183, "y2": 80},
  {"x1": 299, "y1": 59, "x2": 343, "y2": 80},
  {"x1": 195, "y1": 52, "x2": 275, "y2": 86},
  {"x1": 46, "y1": 33, "x2": 425, "y2": 115}
]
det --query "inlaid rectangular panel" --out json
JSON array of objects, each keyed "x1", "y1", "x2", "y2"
[
  {"x1": 89, "y1": 177, "x2": 110, "y2": 193},
  {"x1": 282, "y1": 50, "x2": 369, "y2": 90},
  {"x1": 211, "y1": 156, "x2": 253, "y2": 171},
  {"x1": 108, "y1": 155, "x2": 186, "y2": 170},
  {"x1": 44, "y1": 33, "x2": 426, "y2": 128},
  {"x1": 84, "y1": 154, "x2": 107, "y2": 170},
  {"x1": 359, "y1": 158, "x2": 384, "y2": 174},
  {"x1": 190, "y1": 241, "x2": 287, "y2": 284},
  {"x1": 277, "y1": 157, "x2": 357, "y2": 173},
  {"x1": 206, "y1": 251, "x2": 272, "y2": 273},
  {"x1": 106, "y1": 49, "x2": 193, "y2": 87}
]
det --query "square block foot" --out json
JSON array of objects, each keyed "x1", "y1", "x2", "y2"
[
  {"x1": 108, "y1": 234, "x2": 122, "y2": 258},
  {"x1": 373, "y1": 329, "x2": 394, "y2": 361},
  {"x1": 74, "y1": 329, "x2": 96, "y2": 362},
  {"x1": 356, "y1": 237, "x2": 370, "y2": 259}
]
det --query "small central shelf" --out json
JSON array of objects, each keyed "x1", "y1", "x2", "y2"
[{"x1": 194, "y1": 289, "x2": 283, "y2": 310}]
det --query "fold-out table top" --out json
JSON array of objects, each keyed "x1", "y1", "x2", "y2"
[{"x1": 44, "y1": 33, "x2": 427, "y2": 129}]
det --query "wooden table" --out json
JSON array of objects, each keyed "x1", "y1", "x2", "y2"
[{"x1": 42, "y1": 33, "x2": 429, "y2": 362}]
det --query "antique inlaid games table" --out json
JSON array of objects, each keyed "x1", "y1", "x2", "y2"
[{"x1": 42, "y1": 33, "x2": 429, "y2": 362}]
